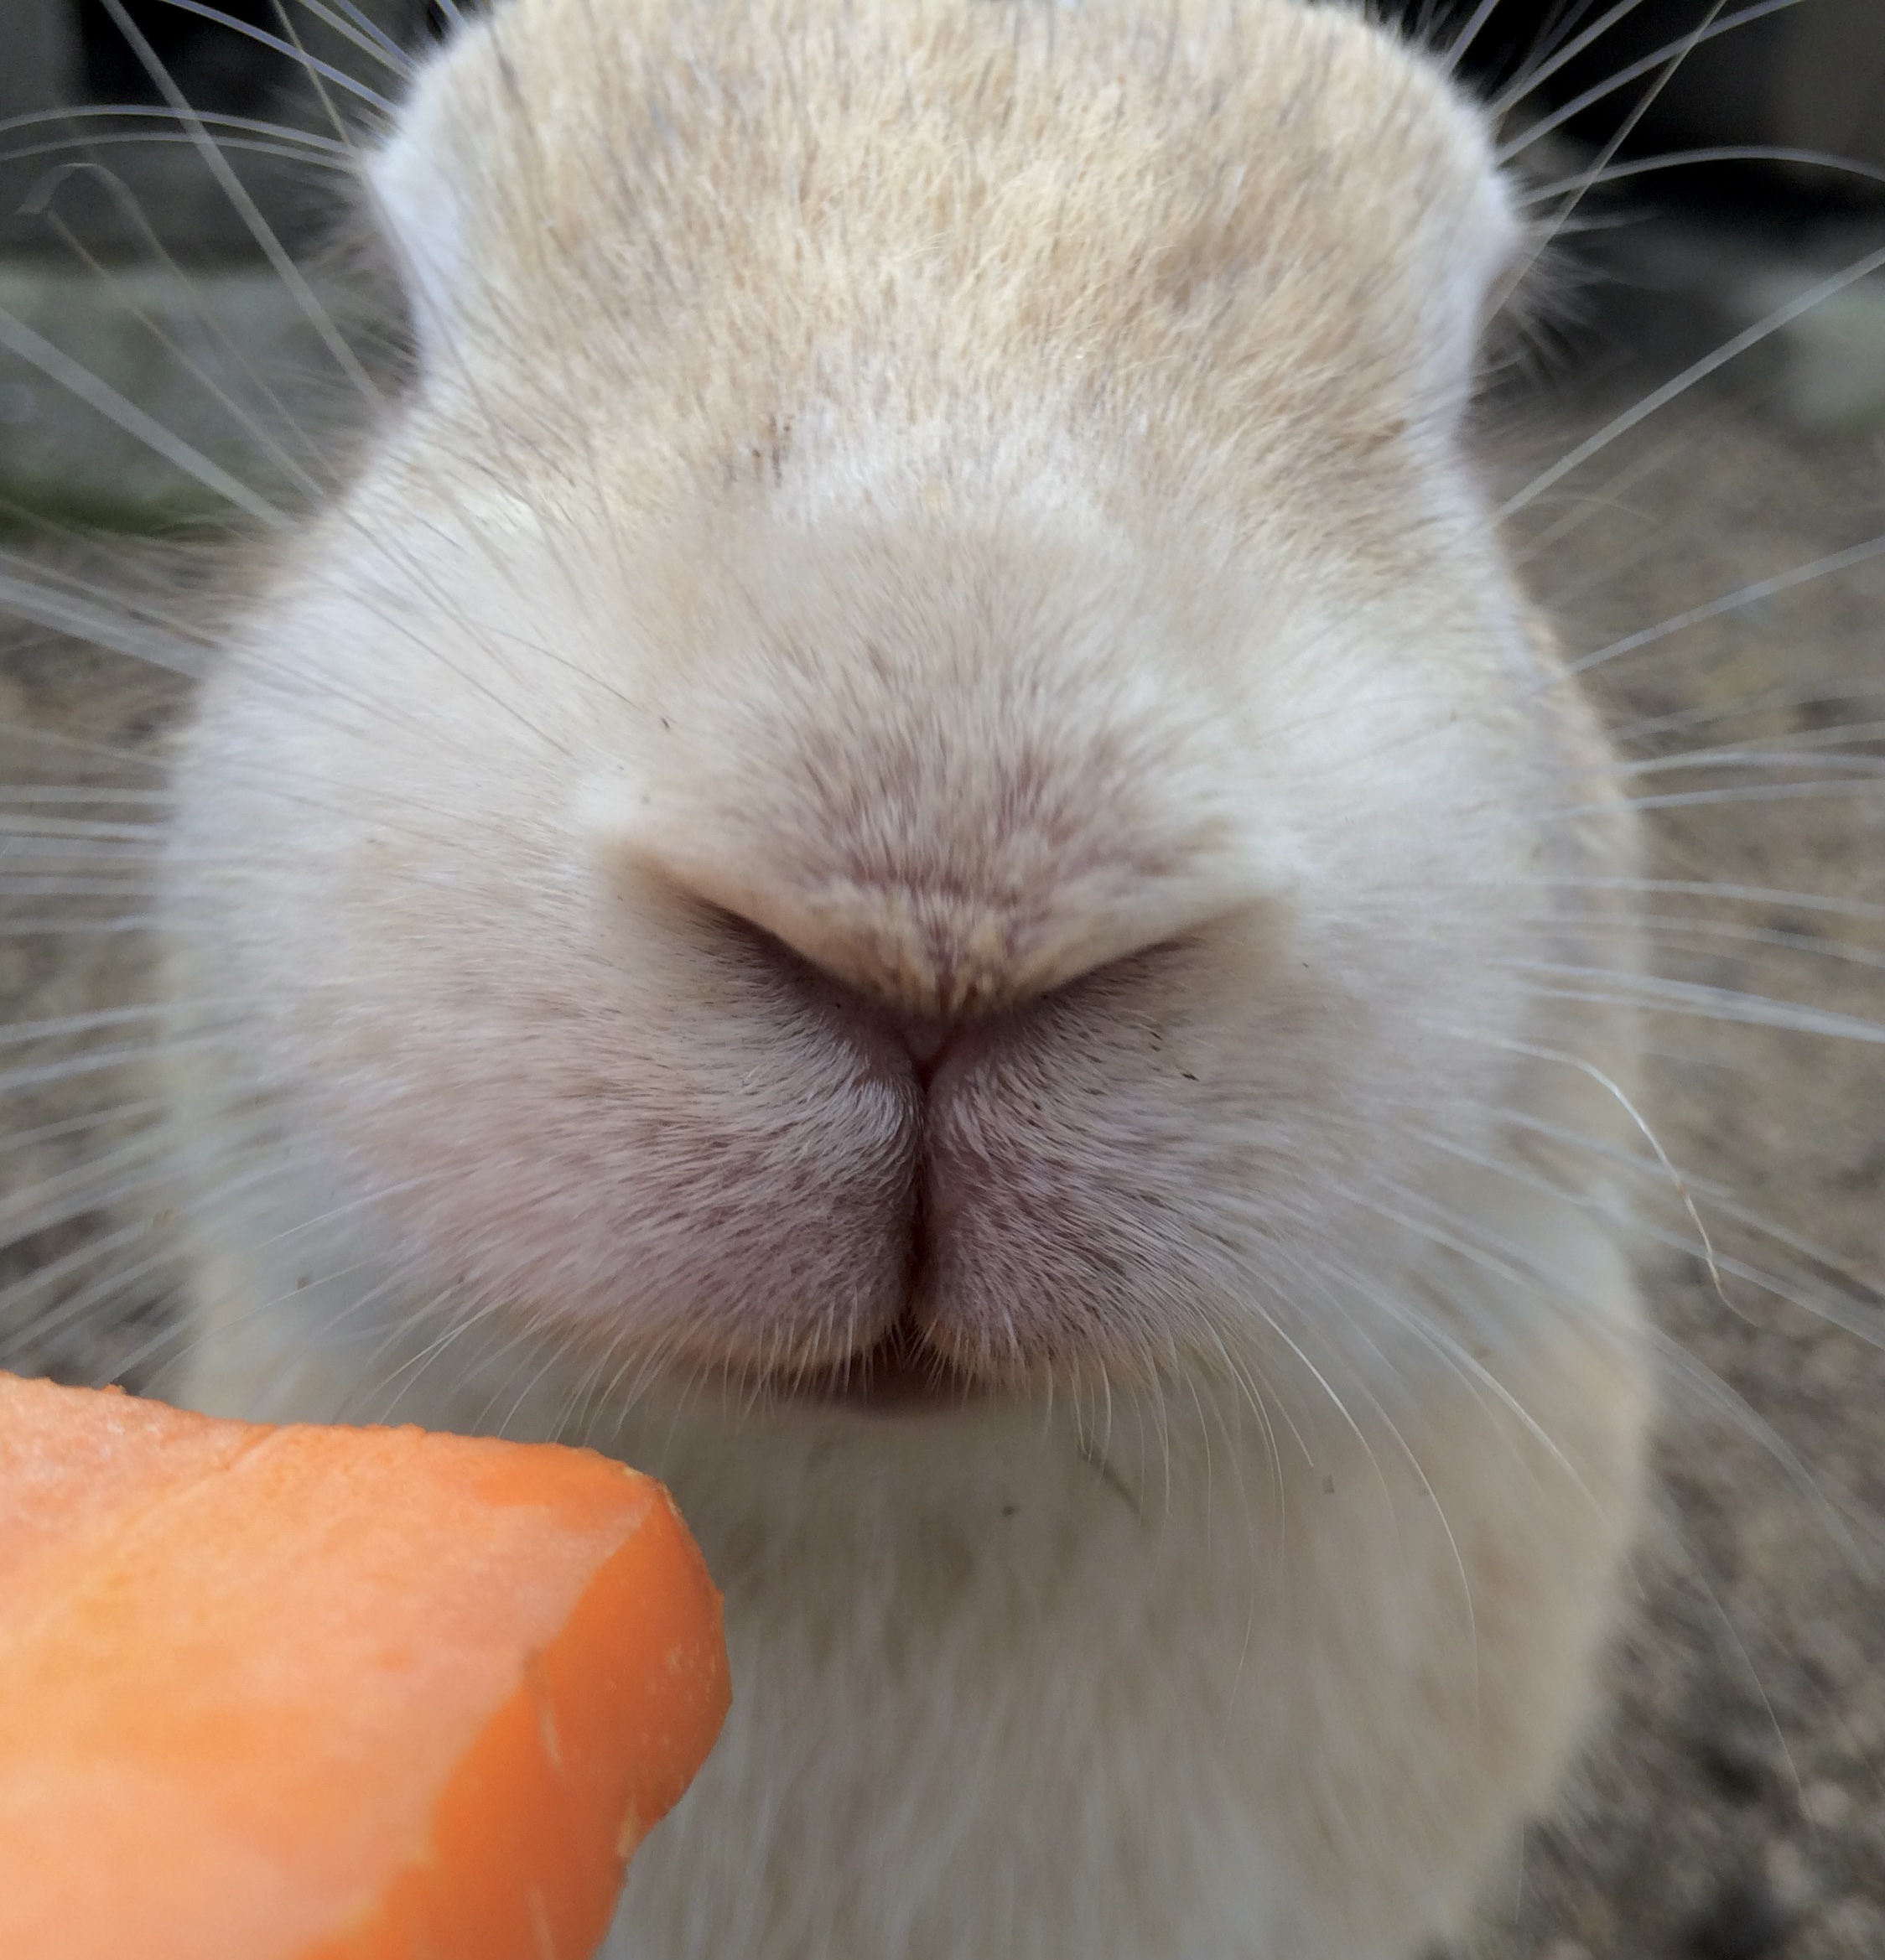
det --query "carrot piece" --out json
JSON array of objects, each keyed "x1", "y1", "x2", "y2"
[{"x1": 0, "y1": 1371, "x2": 730, "y2": 1960}]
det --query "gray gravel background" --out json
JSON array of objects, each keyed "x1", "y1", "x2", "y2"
[
  {"x1": 2, "y1": 232, "x2": 1882, "y2": 1959},
  {"x1": 1493, "y1": 355, "x2": 1885, "y2": 1960}
]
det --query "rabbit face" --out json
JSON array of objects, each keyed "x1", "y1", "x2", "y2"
[
  {"x1": 172, "y1": 455, "x2": 1611, "y2": 1405},
  {"x1": 166, "y1": 0, "x2": 1633, "y2": 1410},
  {"x1": 153, "y1": 9, "x2": 1657, "y2": 1957}
]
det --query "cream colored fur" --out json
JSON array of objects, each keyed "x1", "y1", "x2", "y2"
[{"x1": 160, "y1": 3, "x2": 1653, "y2": 1955}]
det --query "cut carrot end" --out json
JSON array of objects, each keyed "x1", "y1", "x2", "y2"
[{"x1": 0, "y1": 1372, "x2": 730, "y2": 1960}]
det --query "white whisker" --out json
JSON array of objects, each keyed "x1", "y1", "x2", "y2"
[
  {"x1": 1499, "y1": 253, "x2": 1885, "y2": 519},
  {"x1": 1496, "y1": 965, "x2": 1885, "y2": 1045},
  {"x1": 1565, "y1": 532, "x2": 1885, "y2": 679},
  {"x1": 1493, "y1": 0, "x2": 1809, "y2": 153},
  {"x1": 1520, "y1": 144, "x2": 1885, "y2": 204},
  {"x1": 0, "y1": 306, "x2": 288, "y2": 529},
  {"x1": 138, "y1": 0, "x2": 398, "y2": 110},
  {"x1": 96, "y1": 0, "x2": 384, "y2": 412}
]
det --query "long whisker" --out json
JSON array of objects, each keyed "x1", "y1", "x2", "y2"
[
  {"x1": 1441, "y1": 0, "x2": 1514, "y2": 72},
  {"x1": 1519, "y1": 145, "x2": 1885, "y2": 204},
  {"x1": 1486, "y1": 0, "x2": 1666, "y2": 117},
  {"x1": 138, "y1": 0, "x2": 399, "y2": 109},
  {"x1": 0, "y1": 105, "x2": 352, "y2": 149},
  {"x1": 1415, "y1": 1096, "x2": 1885, "y2": 1330},
  {"x1": 1498, "y1": 251, "x2": 1885, "y2": 518},
  {"x1": 275, "y1": 0, "x2": 416, "y2": 75},
  {"x1": 0, "y1": 306, "x2": 288, "y2": 529},
  {"x1": 1563, "y1": 532, "x2": 1885, "y2": 679},
  {"x1": 1389, "y1": 1111, "x2": 1885, "y2": 1353},
  {"x1": 96, "y1": 0, "x2": 383, "y2": 412},
  {"x1": 1493, "y1": 0, "x2": 1808, "y2": 151},
  {"x1": 32, "y1": 194, "x2": 350, "y2": 511},
  {"x1": 1496, "y1": 0, "x2": 1733, "y2": 312},
  {"x1": 1, "y1": 133, "x2": 355, "y2": 172},
  {"x1": 1469, "y1": 876, "x2": 1885, "y2": 923},
  {"x1": 1493, "y1": 967, "x2": 1885, "y2": 1045}
]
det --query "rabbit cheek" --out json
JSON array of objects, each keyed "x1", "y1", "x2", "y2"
[
  {"x1": 912, "y1": 932, "x2": 1338, "y2": 1385},
  {"x1": 293, "y1": 936, "x2": 928, "y2": 1382}
]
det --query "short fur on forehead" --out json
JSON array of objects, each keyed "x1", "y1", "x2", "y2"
[{"x1": 369, "y1": 0, "x2": 1517, "y2": 485}]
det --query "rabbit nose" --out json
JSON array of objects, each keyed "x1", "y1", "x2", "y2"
[
  {"x1": 620, "y1": 831, "x2": 1057, "y2": 1020},
  {"x1": 607, "y1": 794, "x2": 1252, "y2": 1024}
]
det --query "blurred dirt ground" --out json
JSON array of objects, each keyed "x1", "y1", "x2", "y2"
[
  {"x1": 3, "y1": 277, "x2": 1884, "y2": 1958},
  {"x1": 1491, "y1": 375, "x2": 1885, "y2": 1960}
]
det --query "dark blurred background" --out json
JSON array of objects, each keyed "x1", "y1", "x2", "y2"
[{"x1": 1436, "y1": 0, "x2": 1884, "y2": 200}]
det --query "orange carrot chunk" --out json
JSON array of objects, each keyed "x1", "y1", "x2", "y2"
[{"x1": 0, "y1": 1371, "x2": 730, "y2": 1960}]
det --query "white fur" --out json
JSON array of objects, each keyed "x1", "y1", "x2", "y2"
[{"x1": 159, "y1": 3, "x2": 1654, "y2": 1953}]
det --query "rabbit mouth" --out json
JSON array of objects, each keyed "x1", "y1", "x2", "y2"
[{"x1": 778, "y1": 1311, "x2": 983, "y2": 1412}]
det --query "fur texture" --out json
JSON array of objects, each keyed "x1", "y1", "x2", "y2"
[{"x1": 159, "y1": 3, "x2": 1652, "y2": 1954}]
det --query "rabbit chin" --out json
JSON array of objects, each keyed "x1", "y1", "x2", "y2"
[{"x1": 169, "y1": 1110, "x2": 1650, "y2": 1960}]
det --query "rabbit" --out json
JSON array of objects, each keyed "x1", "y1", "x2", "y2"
[{"x1": 153, "y1": 1, "x2": 1655, "y2": 1954}]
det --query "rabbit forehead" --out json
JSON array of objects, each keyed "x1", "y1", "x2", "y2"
[{"x1": 371, "y1": 0, "x2": 1514, "y2": 479}]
